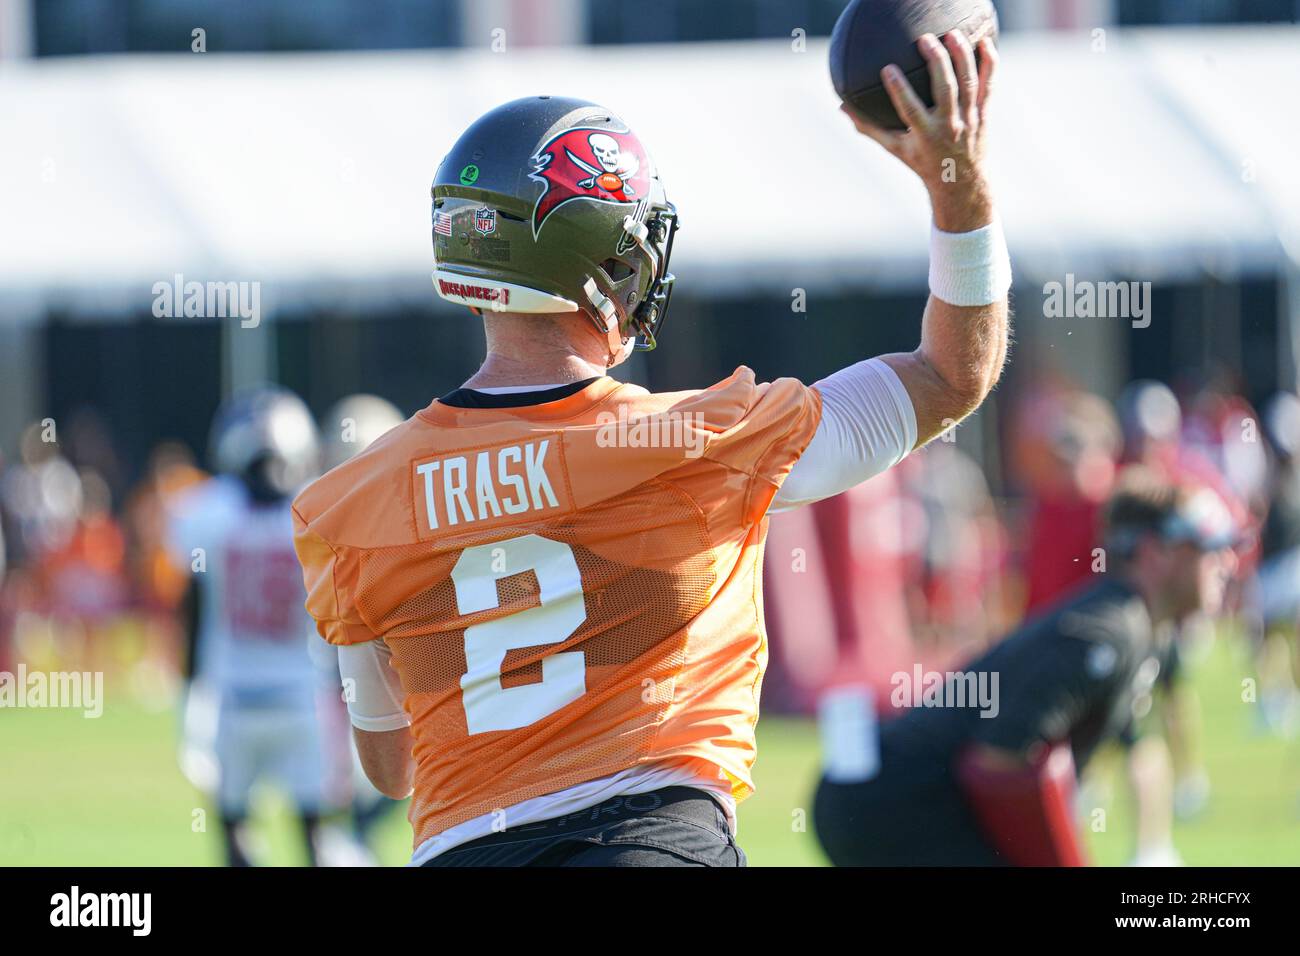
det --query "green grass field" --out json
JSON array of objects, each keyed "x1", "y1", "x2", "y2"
[{"x1": 2, "y1": 634, "x2": 1298, "y2": 866}]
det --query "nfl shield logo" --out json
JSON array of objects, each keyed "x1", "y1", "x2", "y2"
[{"x1": 474, "y1": 207, "x2": 496, "y2": 236}]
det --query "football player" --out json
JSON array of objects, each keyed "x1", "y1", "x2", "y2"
[
  {"x1": 170, "y1": 387, "x2": 327, "y2": 866},
  {"x1": 813, "y1": 467, "x2": 1239, "y2": 866},
  {"x1": 293, "y1": 33, "x2": 1010, "y2": 866}
]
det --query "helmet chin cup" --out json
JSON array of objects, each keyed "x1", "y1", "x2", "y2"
[
  {"x1": 582, "y1": 275, "x2": 618, "y2": 326},
  {"x1": 582, "y1": 276, "x2": 630, "y2": 366}
]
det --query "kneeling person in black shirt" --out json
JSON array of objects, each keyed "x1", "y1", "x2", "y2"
[{"x1": 813, "y1": 466, "x2": 1239, "y2": 866}]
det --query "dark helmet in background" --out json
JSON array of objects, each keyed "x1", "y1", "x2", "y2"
[
  {"x1": 208, "y1": 387, "x2": 319, "y2": 502},
  {"x1": 431, "y1": 96, "x2": 679, "y2": 362}
]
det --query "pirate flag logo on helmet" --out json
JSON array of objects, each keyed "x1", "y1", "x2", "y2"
[{"x1": 529, "y1": 127, "x2": 651, "y2": 239}]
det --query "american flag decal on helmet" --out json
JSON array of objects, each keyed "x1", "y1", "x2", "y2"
[{"x1": 433, "y1": 211, "x2": 453, "y2": 237}]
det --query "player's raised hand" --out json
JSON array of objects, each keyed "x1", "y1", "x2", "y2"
[{"x1": 842, "y1": 32, "x2": 997, "y2": 232}]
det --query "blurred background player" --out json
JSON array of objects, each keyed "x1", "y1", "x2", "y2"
[
  {"x1": 167, "y1": 387, "x2": 328, "y2": 866},
  {"x1": 813, "y1": 466, "x2": 1239, "y2": 866},
  {"x1": 1112, "y1": 380, "x2": 1208, "y2": 863}
]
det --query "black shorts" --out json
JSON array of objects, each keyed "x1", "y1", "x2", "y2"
[
  {"x1": 814, "y1": 770, "x2": 1004, "y2": 867},
  {"x1": 421, "y1": 786, "x2": 747, "y2": 868}
]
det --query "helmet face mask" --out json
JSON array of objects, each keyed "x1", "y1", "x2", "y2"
[
  {"x1": 431, "y1": 97, "x2": 679, "y2": 353},
  {"x1": 626, "y1": 200, "x2": 679, "y2": 350}
]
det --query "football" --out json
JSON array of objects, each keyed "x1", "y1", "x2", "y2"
[{"x1": 829, "y1": 0, "x2": 999, "y2": 130}]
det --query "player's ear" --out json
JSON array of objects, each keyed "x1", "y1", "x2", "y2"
[{"x1": 468, "y1": 306, "x2": 482, "y2": 317}]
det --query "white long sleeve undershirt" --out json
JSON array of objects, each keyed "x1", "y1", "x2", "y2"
[
  {"x1": 338, "y1": 638, "x2": 409, "y2": 732},
  {"x1": 771, "y1": 356, "x2": 917, "y2": 511}
]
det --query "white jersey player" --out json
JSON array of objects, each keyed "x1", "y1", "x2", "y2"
[{"x1": 169, "y1": 387, "x2": 326, "y2": 866}]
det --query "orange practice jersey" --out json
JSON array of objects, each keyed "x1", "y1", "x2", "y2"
[{"x1": 292, "y1": 369, "x2": 821, "y2": 846}]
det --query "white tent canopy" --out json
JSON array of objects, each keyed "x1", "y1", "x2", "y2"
[{"x1": 0, "y1": 26, "x2": 1295, "y2": 321}]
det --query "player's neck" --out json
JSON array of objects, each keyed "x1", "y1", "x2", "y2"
[{"x1": 462, "y1": 349, "x2": 607, "y2": 391}]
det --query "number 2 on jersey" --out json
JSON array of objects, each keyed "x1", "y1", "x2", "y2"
[{"x1": 450, "y1": 535, "x2": 588, "y2": 734}]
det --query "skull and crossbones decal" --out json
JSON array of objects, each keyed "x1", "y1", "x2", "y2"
[
  {"x1": 566, "y1": 133, "x2": 641, "y2": 197},
  {"x1": 529, "y1": 126, "x2": 652, "y2": 238}
]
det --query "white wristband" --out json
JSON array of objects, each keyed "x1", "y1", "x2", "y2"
[{"x1": 928, "y1": 219, "x2": 1012, "y2": 307}]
